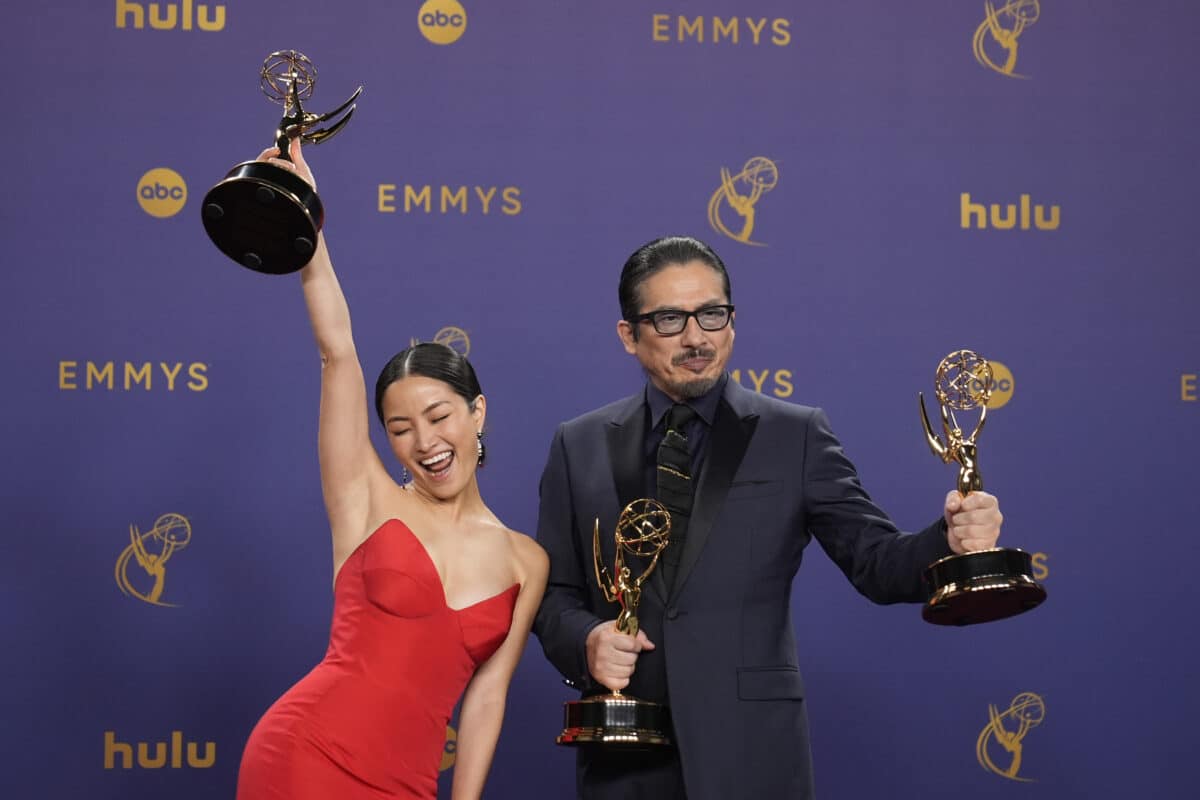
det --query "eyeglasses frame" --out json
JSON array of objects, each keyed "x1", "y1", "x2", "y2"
[{"x1": 630, "y1": 303, "x2": 736, "y2": 336}]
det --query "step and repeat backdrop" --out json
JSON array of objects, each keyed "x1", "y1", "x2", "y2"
[{"x1": 3, "y1": 2, "x2": 1197, "y2": 798}]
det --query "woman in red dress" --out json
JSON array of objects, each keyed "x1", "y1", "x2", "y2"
[{"x1": 235, "y1": 140, "x2": 548, "y2": 800}]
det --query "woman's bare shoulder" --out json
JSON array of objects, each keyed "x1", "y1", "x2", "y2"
[{"x1": 505, "y1": 527, "x2": 548, "y2": 581}]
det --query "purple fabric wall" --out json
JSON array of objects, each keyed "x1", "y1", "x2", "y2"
[{"x1": 3, "y1": 2, "x2": 1197, "y2": 797}]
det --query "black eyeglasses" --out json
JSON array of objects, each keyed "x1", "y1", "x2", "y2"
[{"x1": 632, "y1": 304, "x2": 735, "y2": 336}]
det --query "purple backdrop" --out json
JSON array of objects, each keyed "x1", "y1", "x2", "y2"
[{"x1": 3, "y1": 2, "x2": 1198, "y2": 798}]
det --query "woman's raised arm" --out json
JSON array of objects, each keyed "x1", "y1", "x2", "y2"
[{"x1": 269, "y1": 140, "x2": 388, "y2": 562}]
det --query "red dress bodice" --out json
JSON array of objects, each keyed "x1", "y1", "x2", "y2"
[{"x1": 237, "y1": 519, "x2": 519, "y2": 799}]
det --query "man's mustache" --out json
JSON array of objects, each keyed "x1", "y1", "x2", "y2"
[{"x1": 672, "y1": 347, "x2": 717, "y2": 366}]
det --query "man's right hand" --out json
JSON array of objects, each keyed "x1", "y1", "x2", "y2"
[{"x1": 586, "y1": 622, "x2": 655, "y2": 692}]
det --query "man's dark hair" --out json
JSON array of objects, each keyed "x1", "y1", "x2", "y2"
[
  {"x1": 618, "y1": 236, "x2": 732, "y2": 335},
  {"x1": 374, "y1": 342, "x2": 483, "y2": 426}
]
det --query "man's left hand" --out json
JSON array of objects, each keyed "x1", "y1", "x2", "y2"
[{"x1": 944, "y1": 490, "x2": 1002, "y2": 554}]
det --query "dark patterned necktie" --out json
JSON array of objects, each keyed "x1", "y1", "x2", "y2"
[{"x1": 657, "y1": 403, "x2": 697, "y2": 591}]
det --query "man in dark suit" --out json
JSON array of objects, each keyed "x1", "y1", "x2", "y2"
[{"x1": 533, "y1": 236, "x2": 1003, "y2": 799}]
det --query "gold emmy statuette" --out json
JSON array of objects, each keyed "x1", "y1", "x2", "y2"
[
  {"x1": 557, "y1": 499, "x2": 673, "y2": 747},
  {"x1": 201, "y1": 51, "x2": 362, "y2": 274},
  {"x1": 918, "y1": 349, "x2": 1046, "y2": 625}
]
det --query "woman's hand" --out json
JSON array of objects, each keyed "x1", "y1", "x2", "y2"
[{"x1": 256, "y1": 136, "x2": 317, "y2": 192}]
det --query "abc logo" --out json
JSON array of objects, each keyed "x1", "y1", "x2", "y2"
[
  {"x1": 974, "y1": 360, "x2": 1014, "y2": 410},
  {"x1": 137, "y1": 168, "x2": 187, "y2": 218},
  {"x1": 439, "y1": 725, "x2": 457, "y2": 771},
  {"x1": 418, "y1": 0, "x2": 467, "y2": 45}
]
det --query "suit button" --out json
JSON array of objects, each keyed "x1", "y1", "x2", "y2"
[{"x1": 666, "y1": 607, "x2": 679, "y2": 620}]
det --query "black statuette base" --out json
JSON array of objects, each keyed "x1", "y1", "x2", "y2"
[
  {"x1": 201, "y1": 161, "x2": 324, "y2": 275},
  {"x1": 557, "y1": 694, "x2": 672, "y2": 747},
  {"x1": 923, "y1": 547, "x2": 1047, "y2": 626}
]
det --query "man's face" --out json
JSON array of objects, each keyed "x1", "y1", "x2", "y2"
[{"x1": 617, "y1": 260, "x2": 735, "y2": 401}]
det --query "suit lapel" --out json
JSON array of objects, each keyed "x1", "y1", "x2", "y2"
[
  {"x1": 604, "y1": 396, "x2": 669, "y2": 604},
  {"x1": 671, "y1": 386, "x2": 758, "y2": 601}
]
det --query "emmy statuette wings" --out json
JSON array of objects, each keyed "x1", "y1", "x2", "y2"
[
  {"x1": 918, "y1": 349, "x2": 1046, "y2": 626},
  {"x1": 558, "y1": 499, "x2": 675, "y2": 747},
  {"x1": 201, "y1": 51, "x2": 363, "y2": 274}
]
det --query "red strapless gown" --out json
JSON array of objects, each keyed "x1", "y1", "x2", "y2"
[{"x1": 237, "y1": 519, "x2": 519, "y2": 799}]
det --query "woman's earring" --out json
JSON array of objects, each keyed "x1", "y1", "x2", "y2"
[
  {"x1": 400, "y1": 465, "x2": 410, "y2": 485},
  {"x1": 476, "y1": 430, "x2": 486, "y2": 467}
]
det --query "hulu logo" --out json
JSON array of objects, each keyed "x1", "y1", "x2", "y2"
[
  {"x1": 103, "y1": 731, "x2": 216, "y2": 769},
  {"x1": 960, "y1": 193, "x2": 1060, "y2": 230},
  {"x1": 115, "y1": 0, "x2": 226, "y2": 30}
]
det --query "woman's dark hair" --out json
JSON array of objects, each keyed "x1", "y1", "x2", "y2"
[
  {"x1": 374, "y1": 342, "x2": 483, "y2": 426},
  {"x1": 618, "y1": 236, "x2": 732, "y2": 332}
]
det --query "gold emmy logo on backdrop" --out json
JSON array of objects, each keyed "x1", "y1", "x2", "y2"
[
  {"x1": 137, "y1": 168, "x2": 188, "y2": 218},
  {"x1": 558, "y1": 499, "x2": 674, "y2": 747},
  {"x1": 707, "y1": 157, "x2": 778, "y2": 246},
  {"x1": 418, "y1": 0, "x2": 467, "y2": 45},
  {"x1": 115, "y1": 513, "x2": 192, "y2": 607},
  {"x1": 410, "y1": 326, "x2": 471, "y2": 357},
  {"x1": 972, "y1": 1, "x2": 1041, "y2": 78},
  {"x1": 976, "y1": 692, "x2": 1045, "y2": 781}
]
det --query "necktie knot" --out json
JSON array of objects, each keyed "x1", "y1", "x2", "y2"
[{"x1": 664, "y1": 403, "x2": 696, "y2": 436}]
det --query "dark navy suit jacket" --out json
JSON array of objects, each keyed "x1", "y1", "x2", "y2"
[{"x1": 534, "y1": 379, "x2": 951, "y2": 799}]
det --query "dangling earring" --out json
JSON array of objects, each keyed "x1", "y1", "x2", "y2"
[
  {"x1": 476, "y1": 430, "x2": 486, "y2": 467},
  {"x1": 400, "y1": 465, "x2": 411, "y2": 486}
]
